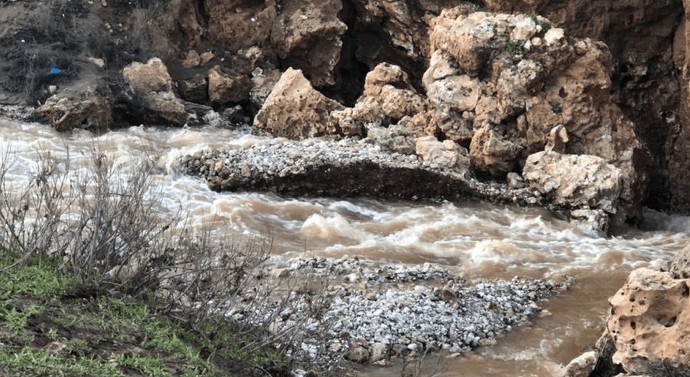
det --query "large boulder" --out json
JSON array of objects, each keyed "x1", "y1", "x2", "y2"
[
  {"x1": 122, "y1": 58, "x2": 173, "y2": 93},
  {"x1": 253, "y1": 68, "x2": 345, "y2": 139},
  {"x1": 606, "y1": 267, "x2": 690, "y2": 375},
  {"x1": 523, "y1": 151, "x2": 622, "y2": 213},
  {"x1": 121, "y1": 58, "x2": 189, "y2": 126},
  {"x1": 36, "y1": 84, "x2": 112, "y2": 132}
]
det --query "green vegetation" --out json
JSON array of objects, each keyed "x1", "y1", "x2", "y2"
[
  {"x1": 0, "y1": 252, "x2": 289, "y2": 377},
  {"x1": 0, "y1": 151, "x2": 296, "y2": 376},
  {"x1": 504, "y1": 38, "x2": 524, "y2": 56},
  {"x1": 529, "y1": 13, "x2": 553, "y2": 33}
]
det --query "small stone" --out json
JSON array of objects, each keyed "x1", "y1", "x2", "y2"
[
  {"x1": 346, "y1": 345, "x2": 369, "y2": 363},
  {"x1": 560, "y1": 351, "x2": 597, "y2": 377},
  {"x1": 273, "y1": 268, "x2": 290, "y2": 278},
  {"x1": 370, "y1": 343, "x2": 388, "y2": 362}
]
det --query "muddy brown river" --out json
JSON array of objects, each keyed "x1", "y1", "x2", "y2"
[{"x1": 2, "y1": 118, "x2": 687, "y2": 376}]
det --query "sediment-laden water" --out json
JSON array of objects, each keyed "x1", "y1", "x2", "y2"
[{"x1": 2, "y1": 118, "x2": 688, "y2": 376}]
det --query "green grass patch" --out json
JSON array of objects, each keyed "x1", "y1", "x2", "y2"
[{"x1": 0, "y1": 252, "x2": 293, "y2": 377}]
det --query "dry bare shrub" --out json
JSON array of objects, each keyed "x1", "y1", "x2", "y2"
[
  {"x1": 0, "y1": 148, "x2": 72, "y2": 265},
  {"x1": 65, "y1": 150, "x2": 175, "y2": 290},
  {"x1": 0, "y1": 145, "x2": 338, "y2": 366}
]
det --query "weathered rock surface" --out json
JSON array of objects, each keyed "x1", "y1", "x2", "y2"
[
  {"x1": 559, "y1": 350, "x2": 597, "y2": 377},
  {"x1": 332, "y1": 63, "x2": 429, "y2": 136},
  {"x1": 122, "y1": 58, "x2": 173, "y2": 93},
  {"x1": 1, "y1": 0, "x2": 689, "y2": 214},
  {"x1": 270, "y1": 0, "x2": 347, "y2": 87},
  {"x1": 121, "y1": 58, "x2": 189, "y2": 126},
  {"x1": 523, "y1": 151, "x2": 622, "y2": 213},
  {"x1": 606, "y1": 267, "x2": 690, "y2": 375},
  {"x1": 207, "y1": 67, "x2": 251, "y2": 105},
  {"x1": 253, "y1": 68, "x2": 345, "y2": 139},
  {"x1": 36, "y1": 83, "x2": 112, "y2": 131},
  {"x1": 423, "y1": 10, "x2": 648, "y2": 221}
]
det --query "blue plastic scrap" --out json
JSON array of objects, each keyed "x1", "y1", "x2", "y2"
[{"x1": 49, "y1": 63, "x2": 63, "y2": 75}]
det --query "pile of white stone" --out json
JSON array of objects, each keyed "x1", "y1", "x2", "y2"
[{"x1": 236, "y1": 256, "x2": 569, "y2": 366}]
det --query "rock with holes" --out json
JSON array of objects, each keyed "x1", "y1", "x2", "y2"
[{"x1": 606, "y1": 267, "x2": 690, "y2": 375}]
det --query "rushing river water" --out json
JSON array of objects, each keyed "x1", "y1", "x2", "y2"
[{"x1": 2, "y1": 118, "x2": 689, "y2": 376}]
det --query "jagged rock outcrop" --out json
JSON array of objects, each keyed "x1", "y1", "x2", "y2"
[
  {"x1": 332, "y1": 63, "x2": 429, "y2": 136},
  {"x1": 253, "y1": 68, "x2": 345, "y2": 139},
  {"x1": 484, "y1": 0, "x2": 682, "y2": 212},
  {"x1": 270, "y1": 0, "x2": 346, "y2": 87},
  {"x1": 423, "y1": 10, "x2": 648, "y2": 220}
]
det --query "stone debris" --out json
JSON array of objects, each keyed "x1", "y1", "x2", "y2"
[{"x1": 233, "y1": 256, "x2": 571, "y2": 365}]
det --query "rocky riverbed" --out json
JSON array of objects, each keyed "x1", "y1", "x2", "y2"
[{"x1": 239, "y1": 256, "x2": 571, "y2": 368}]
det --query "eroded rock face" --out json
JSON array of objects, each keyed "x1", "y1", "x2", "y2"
[
  {"x1": 424, "y1": 10, "x2": 648, "y2": 220},
  {"x1": 607, "y1": 267, "x2": 690, "y2": 375},
  {"x1": 208, "y1": 67, "x2": 251, "y2": 105},
  {"x1": 332, "y1": 63, "x2": 428, "y2": 136},
  {"x1": 253, "y1": 68, "x2": 345, "y2": 139},
  {"x1": 271, "y1": 0, "x2": 346, "y2": 87},
  {"x1": 523, "y1": 151, "x2": 622, "y2": 213}
]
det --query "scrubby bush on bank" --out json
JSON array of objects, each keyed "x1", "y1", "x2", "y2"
[{"x1": 0, "y1": 147, "x2": 301, "y2": 376}]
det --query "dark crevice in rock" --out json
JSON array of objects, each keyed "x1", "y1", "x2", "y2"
[{"x1": 319, "y1": 0, "x2": 367, "y2": 106}]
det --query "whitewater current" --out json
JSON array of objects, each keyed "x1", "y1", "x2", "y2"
[{"x1": 2, "y1": 118, "x2": 688, "y2": 376}]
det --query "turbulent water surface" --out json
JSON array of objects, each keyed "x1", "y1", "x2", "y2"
[{"x1": 2, "y1": 118, "x2": 688, "y2": 376}]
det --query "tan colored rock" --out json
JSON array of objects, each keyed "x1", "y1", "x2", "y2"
[
  {"x1": 208, "y1": 67, "x2": 251, "y2": 105},
  {"x1": 669, "y1": 244, "x2": 690, "y2": 279},
  {"x1": 523, "y1": 151, "x2": 622, "y2": 212},
  {"x1": 430, "y1": 11, "x2": 497, "y2": 77},
  {"x1": 181, "y1": 50, "x2": 201, "y2": 68},
  {"x1": 559, "y1": 350, "x2": 597, "y2": 377},
  {"x1": 253, "y1": 68, "x2": 344, "y2": 139},
  {"x1": 122, "y1": 57, "x2": 172, "y2": 93},
  {"x1": 199, "y1": 51, "x2": 215, "y2": 66},
  {"x1": 416, "y1": 135, "x2": 471, "y2": 171},
  {"x1": 469, "y1": 127, "x2": 521, "y2": 175},
  {"x1": 607, "y1": 268, "x2": 690, "y2": 375},
  {"x1": 121, "y1": 59, "x2": 188, "y2": 126},
  {"x1": 87, "y1": 57, "x2": 105, "y2": 69},
  {"x1": 37, "y1": 85, "x2": 111, "y2": 132},
  {"x1": 545, "y1": 125, "x2": 569, "y2": 152},
  {"x1": 141, "y1": 91, "x2": 187, "y2": 125},
  {"x1": 270, "y1": 0, "x2": 346, "y2": 87},
  {"x1": 332, "y1": 63, "x2": 427, "y2": 135},
  {"x1": 425, "y1": 10, "x2": 648, "y2": 220},
  {"x1": 205, "y1": 0, "x2": 276, "y2": 52}
]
